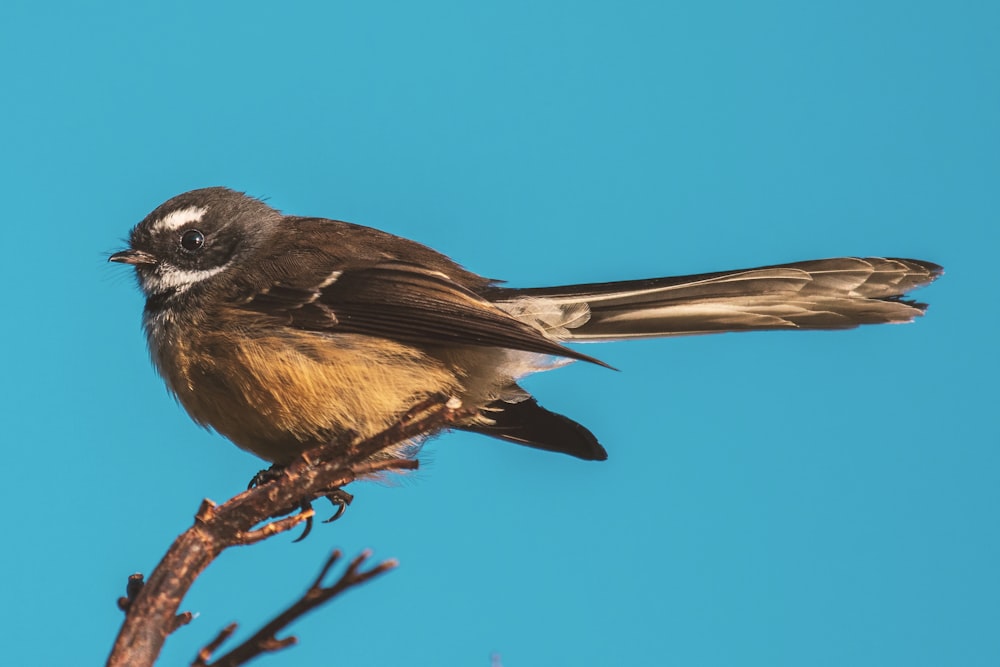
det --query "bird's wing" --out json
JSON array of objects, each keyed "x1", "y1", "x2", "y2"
[{"x1": 236, "y1": 260, "x2": 606, "y2": 366}]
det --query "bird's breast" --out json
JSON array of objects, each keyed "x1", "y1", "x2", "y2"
[{"x1": 143, "y1": 309, "x2": 461, "y2": 463}]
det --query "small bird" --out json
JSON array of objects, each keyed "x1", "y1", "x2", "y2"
[{"x1": 110, "y1": 187, "x2": 941, "y2": 466}]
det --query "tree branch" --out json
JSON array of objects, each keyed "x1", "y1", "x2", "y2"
[
  {"x1": 107, "y1": 396, "x2": 473, "y2": 667},
  {"x1": 192, "y1": 549, "x2": 397, "y2": 667}
]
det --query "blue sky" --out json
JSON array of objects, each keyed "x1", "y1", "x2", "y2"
[{"x1": 1, "y1": 1, "x2": 997, "y2": 665}]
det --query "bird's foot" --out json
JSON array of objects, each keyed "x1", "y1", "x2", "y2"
[
  {"x1": 291, "y1": 488, "x2": 354, "y2": 542},
  {"x1": 322, "y1": 488, "x2": 354, "y2": 523},
  {"x1": 247, "y1": 463, "x2": 285, "y2": 490}
]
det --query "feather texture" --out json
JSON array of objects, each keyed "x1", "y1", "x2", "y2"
[
  {"x1": 487, "y1": 257, "x2": 942, "y2": 341},
  {"x1": 116, "y1": 188, "x2": 943, "y2": 463}
]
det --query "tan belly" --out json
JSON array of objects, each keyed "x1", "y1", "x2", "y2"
[{"x1": 156, "y1": 327, "x2": 462, "y2": 464}]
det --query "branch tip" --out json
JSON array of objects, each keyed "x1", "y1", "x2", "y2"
[
  {"x1": 192, "y1": 622, "x2": 237, "y2": 667},
  {"x1": 170, "y1": 611, "x2": 194, "y2": 633},
  {"x1": 262, "y1": 636, "x2": 297, "y2": 652},
  {"x1": 347, "y1": 549, "x2": 374, "y2": 575},
  {"x1": 195, "y1": 499, "x2": 217, "y2": 522},
  {"x1": 314, "y1": 549, "x2": 344, "y2": 587},
  {"x1": 118, "y1": 573, "x2": 146, "y2": 613}
]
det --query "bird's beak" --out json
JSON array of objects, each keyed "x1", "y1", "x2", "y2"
[{"x1": 108, "y1": 249, "x2": 157, "y2": 266}]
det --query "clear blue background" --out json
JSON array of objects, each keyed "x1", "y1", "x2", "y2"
[{"x1": 1, "y1": 1, "x2": 996, "y2": 665}]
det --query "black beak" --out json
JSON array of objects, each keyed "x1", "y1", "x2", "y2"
[{"x1": 109, "y1": 249, "x2": 157, "y2": 266}]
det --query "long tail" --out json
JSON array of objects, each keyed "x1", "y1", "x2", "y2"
[
  {"x1": 471, "y1": 257, "x2": 941, "y2": 461},
  {"x1": 488, "y1": 257, "x2": 942, "y2": 341}
]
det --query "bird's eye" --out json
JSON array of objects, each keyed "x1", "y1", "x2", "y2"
[{"x1": 180, "y1": 229, "x2": 205, "y2": 251}]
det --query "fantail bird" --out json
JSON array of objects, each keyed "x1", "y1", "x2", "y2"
[{"x1": 110, "y1": 187, "x2": 941, "y2": 466}]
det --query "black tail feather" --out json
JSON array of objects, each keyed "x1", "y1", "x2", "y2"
[{"x1": 460, "y1": 396, "x2": 608, "y2": 461}]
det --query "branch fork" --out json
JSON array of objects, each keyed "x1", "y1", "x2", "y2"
[{"x1": 107, "y1": 396, "x2": 473, "y2": 667}]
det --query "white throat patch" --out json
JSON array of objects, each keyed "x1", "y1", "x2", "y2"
[{"x1": 141, "y1": 261, "x2": 231, "y2": 295}]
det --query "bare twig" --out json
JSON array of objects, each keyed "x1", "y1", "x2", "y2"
[
  {"x1": 193, "y1": 550, "x2": 398, "y2": 667},
  {"x1": 107, "y1": 397, "x2": 474, "y2": 667},
  {"x1": 193, "y1": 624, "x2": 238, "y2": 667}
]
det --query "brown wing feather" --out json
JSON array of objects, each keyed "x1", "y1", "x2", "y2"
[{"x1": 236, "y1": 258, "x2": 607, "y2": 366}]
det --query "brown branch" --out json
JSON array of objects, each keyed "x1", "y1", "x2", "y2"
[
  {"x1": 107, "y1": 396, "x2": 474, "y2": 667},
  {"x1": 116, "y1": 573, "x2": 145, "y2": 612},
  {"x1": 192, "y1": 624, "x2": 238, "y2": 667},
  {"x1": 192, "y1": 549, "x2": 397, "y2": 667}
]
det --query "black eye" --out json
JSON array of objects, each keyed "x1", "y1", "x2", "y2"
[{"x1": 180, "y1": 229, "x2": 205, "y2": 251}]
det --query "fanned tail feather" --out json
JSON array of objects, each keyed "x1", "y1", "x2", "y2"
[{"x1": 489, "y1": 257, "x2": 942, "y2": 341}]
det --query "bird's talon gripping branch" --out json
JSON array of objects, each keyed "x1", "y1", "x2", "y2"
[
  {"x1": 322, "y1": 489, "x2": 354, "y2": 523},
  {"x1": 247, "y1": 464, "x2": 285, "y2": 490},
  {"x1": 291, "y1": 488, "x2": 354, "y2": 542}
]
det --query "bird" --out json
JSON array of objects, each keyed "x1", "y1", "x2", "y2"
[{"x1": 109, "y1": 187, "x2": 941, "y2": 467}]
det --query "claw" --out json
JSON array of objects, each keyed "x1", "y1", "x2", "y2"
[
  {"x1": 322, "y1": 489, "x2": 354, "y2": 523},
  {"x1": 292, "y1": 501, "x2": 315, "y2": 543},
  {"x1": 248, "y1": 469, "x2": 355, "y2": 541}
]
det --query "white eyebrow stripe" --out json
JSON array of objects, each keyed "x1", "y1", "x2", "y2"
[
  {"x1": 153, "y1": 206, "x2": 208, "y2": 232},
  {"x1": 141, "y1": 261, "x2": 230, "y2": 294}
]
